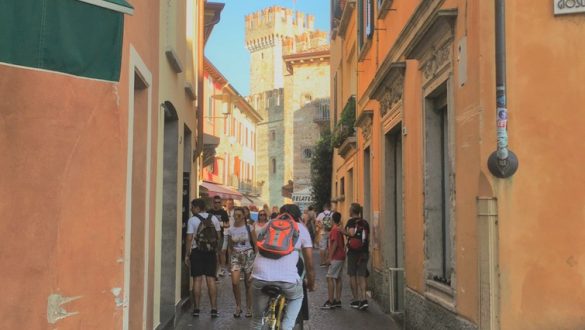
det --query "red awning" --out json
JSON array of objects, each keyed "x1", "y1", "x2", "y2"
[{"x1": 200, "y1": 181, "x2": 243, "y2": 200}]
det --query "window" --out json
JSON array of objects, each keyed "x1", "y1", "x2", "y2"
[
  {"x1": 424, "y1": 85, "x2": 453, "y2": 288},
  {"x1": 302, "y1": 147, "x2": 313, "y2": 160},
  {"x1": 340, "y1": 176, "x2": 345, "y2": 196},
  {"x1": 358, "y1": 0, "x2": 374, "y2": 52},
  {"x1": 271, "y1": 158, "x2": 276, "y2": 174}
]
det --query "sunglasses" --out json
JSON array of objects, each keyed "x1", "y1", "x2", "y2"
[{"x1": 259, "y1": 213, "x2": 267, "y2": 216}]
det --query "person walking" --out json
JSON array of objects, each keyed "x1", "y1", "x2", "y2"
[
  {"x1": 345, "y1": 203, "x2": 370, "y2": 311},
  {"x1": 185, "y1": 198, "x2": 222, "y2": 317},
  {"x1": 209, "y1": 195, "x2": 230, "y2": 277},
  {"x1": 321, "y1": 211, "x2": 345, "y2": 309},
  {"x1": 254, "y1": 209, "x2": 269, "y2": 239},
  {"x1": 316, "y1": 203, "x2": 333, "y2": 267},
  {"x1": 221, "y1": 197, "x2": 235, "y2": 273},
  {"x1": 305, "y1": 206, "x2": 316, "y2": 244},
  {"x1": 225, "y1": 207, "x2": 257, "y2": 318}
]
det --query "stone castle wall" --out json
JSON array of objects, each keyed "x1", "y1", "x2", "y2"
[{"x1": 245, "y1": 6, "x2": 329, "y2": 207}]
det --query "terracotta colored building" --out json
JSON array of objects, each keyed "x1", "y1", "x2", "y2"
[
  {"x1": 330, "y1": 0, "x2": 585, "y2": 329},
  {"x1": 0, "y1": 0, "x2": 219, "y2": 328},
  {"x1": 200, "y1": 58, "x2": 263, "y2": 205}
]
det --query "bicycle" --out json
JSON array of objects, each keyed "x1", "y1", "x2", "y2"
[{"x1": 260, "y1": 284, "x2": 304, "y2": 330}]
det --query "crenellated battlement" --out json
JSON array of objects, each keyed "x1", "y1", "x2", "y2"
[
  {"x1": 282, "y1": 30, "x2": 329, "y2": 56},
  {"x1": 245, "y1": 6, "x2": 316, "y2": 52}
]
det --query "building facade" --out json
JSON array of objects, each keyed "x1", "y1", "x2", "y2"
[
  {"x1": 0, "y1": 0, "x2": 218, "y2": 328},
  {"x1": 246, "y1": 7, "x2": 330, "y2": 207},
  {"x1": 331, "y1": 0, "x2": 585, "y2": 329},
  {"x1": 200, "y1": 58, "x2": 263, "y2": 205}
]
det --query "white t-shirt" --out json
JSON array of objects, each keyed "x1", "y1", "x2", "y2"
[
  {"x1": 187, "y1": 212, "x2": 221, "y2": 250},
  {"x1": 316, "y1": 210, "x2": 332, "y2": 237},
  {"x1": 226, "y1": 224, "x2": 254, "y2": 252},
  {"x1": 252, "y1": 222, "x2": 313, "y2": 283}
]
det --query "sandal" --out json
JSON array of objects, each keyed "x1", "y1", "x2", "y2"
[
  {"x1": 192, "y1": 308, "x2": 200, "y2": 317},
  {"x1": 245, "y1": 311, "x2": 252, "y2": 318},
  {"x1": 233, "y1": 309, "x2": 242, "y2": 318},
  {"x1": 211, "y1": 309, "x2": 219, "y2": 318}
]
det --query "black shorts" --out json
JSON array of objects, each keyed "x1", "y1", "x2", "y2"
[
  {"x1": 347, "y1": 252, "x2": 369, "y2": 277},
  {"x1": 190, "y1": 249, "x2": 217, "y2": 278}
]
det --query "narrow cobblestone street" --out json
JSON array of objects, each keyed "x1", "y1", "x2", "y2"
[{"x1": 176, "y1": 252, "x2": 401, "y2": 329}]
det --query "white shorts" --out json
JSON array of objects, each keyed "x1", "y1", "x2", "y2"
[{"x1": 319, "y1": 232, "x2": 330, "y2": 250}]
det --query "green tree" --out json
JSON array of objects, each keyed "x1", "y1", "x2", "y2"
[{"x1": 311, "y1": 128, "x2": 333, "y2": 211}]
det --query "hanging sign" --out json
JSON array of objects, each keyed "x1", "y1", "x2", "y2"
[{"x1": 554, "y1": 0, "x2": 585, "y2": 15}]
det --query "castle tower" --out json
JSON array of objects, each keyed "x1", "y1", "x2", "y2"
[
  {"x1": 245, "y1": 7, "x2": 315, "y2": 95},
  {"x1": 245, "y1": 7, "x2": 325, "y2": 208}
]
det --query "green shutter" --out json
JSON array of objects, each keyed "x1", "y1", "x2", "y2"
[{"x1": 0, "y1": 0, "x2": 131, "y2": 81}]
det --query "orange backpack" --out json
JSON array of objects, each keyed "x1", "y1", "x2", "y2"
[{"x1": 257, "y1": 213, "x2": 300, "y2": 259}]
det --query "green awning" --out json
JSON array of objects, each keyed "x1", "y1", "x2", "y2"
[
  {"x1": 0, "y1": 0, "x2": 133, "y2": 81},
  {"x1": 77, "y1": 0, "x2": 134, "y2": 15}
]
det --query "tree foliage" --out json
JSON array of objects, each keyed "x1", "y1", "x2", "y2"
[{"x1": 310, "y1": 128, "x2": 333, "y2": 211}]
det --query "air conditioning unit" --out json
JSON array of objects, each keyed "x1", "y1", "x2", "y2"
[{"x1": 388, "y1": 267, "x2": 405, "y2": 314}]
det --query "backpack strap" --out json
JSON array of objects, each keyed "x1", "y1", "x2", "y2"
[
  {"x1": 194, "y1": 214, "x2": 210, "y2": 235},
  {"x1": 244, "y1": 224, "x2": 257, "y2": 253}
]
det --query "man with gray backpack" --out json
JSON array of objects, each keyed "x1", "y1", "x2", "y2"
[
  {"x1": 316, "y1": 202, "x2": 333, "y2": 266},
  {"x1": 185, "y1": 198, "x2": 222, "y2": 318}
]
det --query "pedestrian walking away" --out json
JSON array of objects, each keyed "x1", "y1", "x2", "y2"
[
  {"x1": 344, "y1": 203, "x2": 370, "y2": 311},
  {"x1": 225, "y1": 207, "x2": 257, "y2": 318},
  {"x1": 209, "y1": 195, "x2": 230, "y2": 278},
  {"x1": 185, "y1": 198, "x2": 222, "y2": 318},
  {"x1": 321, "y1": 211, "x2": 345, "y2": 310},
  {"x1": 316, "y1": 202, "x2": 333, "y2": 267}
]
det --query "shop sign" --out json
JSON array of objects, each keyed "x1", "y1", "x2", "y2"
[{"x1": 554, "y1": 0, "x2": 585, "y2": 15}]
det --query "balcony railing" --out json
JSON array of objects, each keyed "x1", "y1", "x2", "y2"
[
  {"x1": 239, "y1": 180, "x2": 262, "y2": 196},
  {"x1": 332, "y1": 95, "x2": 356, "y2": 148}
]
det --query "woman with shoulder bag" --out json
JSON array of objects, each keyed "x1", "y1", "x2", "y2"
[{"x1": 224, "y1": 207, "x2": 257, "y2": 318}]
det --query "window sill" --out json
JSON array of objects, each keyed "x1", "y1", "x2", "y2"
[
  {"x1": 425, "y1": 280, "x2": 455, "y2": 311},
  {"x1": 358, "y1": 40, "x2": 373, "y2": 62}
]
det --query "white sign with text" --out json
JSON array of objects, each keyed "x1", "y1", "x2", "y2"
[{"x1": 554, "y1": 0, "x2": 585, "y2": 15}]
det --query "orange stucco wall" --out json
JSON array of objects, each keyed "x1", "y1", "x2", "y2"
[
  {"x1": 493, "y1": 2, "x2": 585, "y2": 328},
  {"x1": 342, "y1": 0, "x2": 585, "y2": 328},
  {"x1": 0, "y1": 1, "x2": 159, "y2": 328}
]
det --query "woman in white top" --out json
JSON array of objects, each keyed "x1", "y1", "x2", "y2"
[
  {"x1": 225, "y1": 207, "x2": 257, "y2": 318},
  {"x1": 254, "y1": 209, "x2": 269, "y2": 239}
]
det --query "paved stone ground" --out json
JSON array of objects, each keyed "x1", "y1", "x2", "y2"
[{"x1": 176, "y1": 252, "x2": 401, "y2": 329}]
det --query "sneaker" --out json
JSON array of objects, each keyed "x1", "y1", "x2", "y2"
[
  {"x1": 192, "y1": 309, "x2": 200, "y2": 317},
  {"x1": 350, "y1": 300, "x2": 360, "y2": 309},
  {"x1": 320, "y1": 300, "x2": 333, "y2": 309},
  {"x1": 358, "y1": 300, "x2": 369, "y2": 311},
  {"x1": 332, "y1": 300, "x2": 342, "y2": 308},
  {"x1": 211, "y1": 309, "x2": 219, "y2": 318}
]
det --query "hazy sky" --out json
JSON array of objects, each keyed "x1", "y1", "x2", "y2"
[{"x1": 205, "y1": 0, "x2": 330, "y2": 96}]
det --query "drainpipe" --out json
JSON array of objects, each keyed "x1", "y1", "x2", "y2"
[
  {"x1": 488, "y1": 0, "x2": 518, "y2": 178},
  {"x1": 194, "y1": 0, "x2": 205, "y2": 160}
]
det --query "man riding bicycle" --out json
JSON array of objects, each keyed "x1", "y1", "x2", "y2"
[{"x1": 250, "y1": 204, "x2": 315, "y2": 330}]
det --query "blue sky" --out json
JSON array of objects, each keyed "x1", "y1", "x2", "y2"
[{"x1": 206, "y1": 0, "x2": 330, "y2": 96}]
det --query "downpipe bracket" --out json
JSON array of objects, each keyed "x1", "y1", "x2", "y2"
[{"x1": 488, "y1": 150, "x2": 518, "y2": 178}]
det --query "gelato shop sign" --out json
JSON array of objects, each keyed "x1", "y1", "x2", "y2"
[{"x1": 555, "y1": 0, "x2": 585, "y2": 15}]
